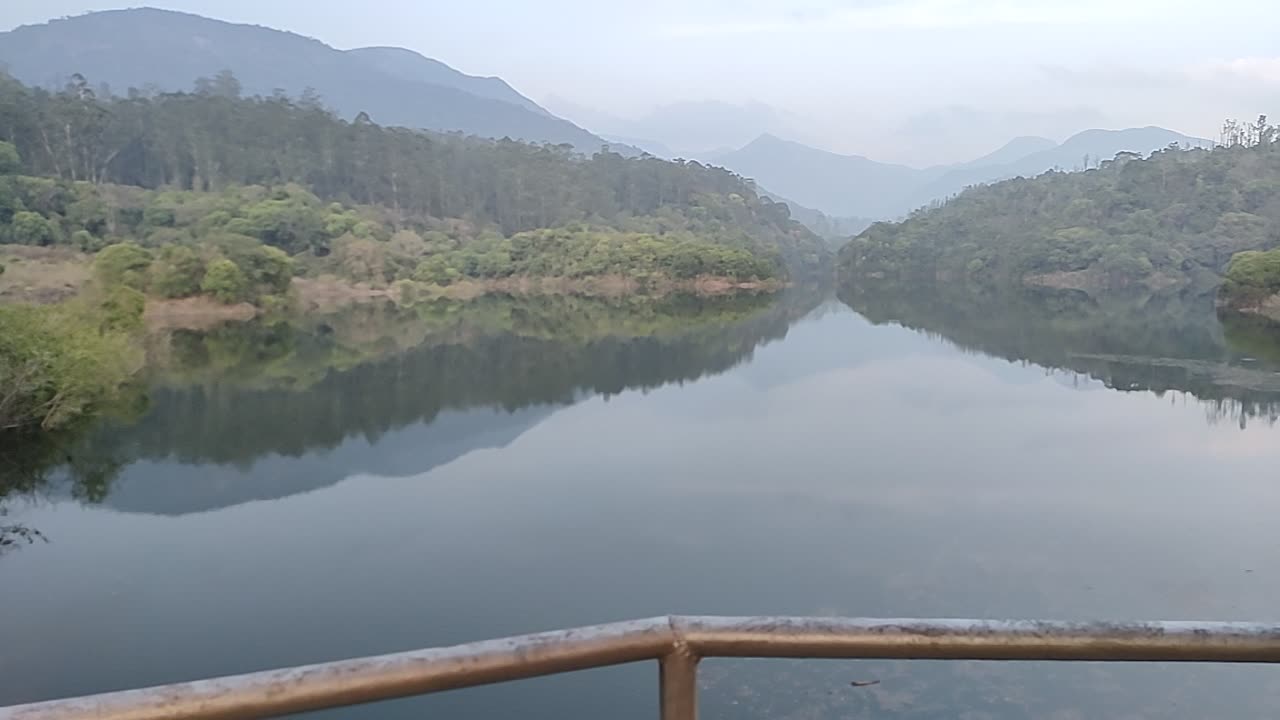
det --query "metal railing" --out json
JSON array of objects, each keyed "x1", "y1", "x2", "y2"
[{"x1": 6, "y1": 616, "x2": 1280, "y2": 720}]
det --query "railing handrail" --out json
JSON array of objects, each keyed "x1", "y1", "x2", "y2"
[{"x1": 7, "y1": 615, "x2": 1280, "y2": 720}]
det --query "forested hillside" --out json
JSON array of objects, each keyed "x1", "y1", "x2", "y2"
[
  {"x1": 0, "y1": 9, "x2": 601, "y2": 149},
  {"x1": 839, "y1": 119, "x2": 1280, "y2": 294},
  {"x1": 0, "y1": 71, "x2": 826, "y2": 291}
]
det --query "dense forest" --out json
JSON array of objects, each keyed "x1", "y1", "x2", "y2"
[
  {"x1": 838, "y1": 118, "x2": 1280, "y2": 298},
  {"x1": 0, "y1": 70, "x2": 827, "y2": 288},
  {"x1": 0, "y1": 69, "x2": 830, "y2": 443}
]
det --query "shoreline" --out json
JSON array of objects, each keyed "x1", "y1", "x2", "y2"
[
  {"x1": 293, "y1": 274, "x2": 781, "y2": 311},
  {"x1": 139, "y1": 274, "x2": 782, "y2": 328}
]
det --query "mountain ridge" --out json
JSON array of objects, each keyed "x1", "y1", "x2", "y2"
[
  {"x1": 0, "y1": 8, "x2": 605, "y2": 149},
  {"x1": 710, "y1": 126, "x2": 1211, "y2": 222}
]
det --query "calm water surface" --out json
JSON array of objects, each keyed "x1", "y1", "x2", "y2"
[{"x1": 3, "y1": 289, "x2": 1280, "y2": 719}]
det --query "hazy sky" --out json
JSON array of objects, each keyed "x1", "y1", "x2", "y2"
[{"x1": 5, "y1": 0, "x2": 1280, "y2": 164}]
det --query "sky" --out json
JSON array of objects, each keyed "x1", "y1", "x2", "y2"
[{"x1": 4, "y1": 0, "x2": 1280, "y2": 165}]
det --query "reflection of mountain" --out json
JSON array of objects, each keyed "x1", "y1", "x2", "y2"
[
  {"x1": 97, "y1": 405, "x2": 556, "y2": 515},
  {"x1": 839, "y1": 283, "x2": 1280, "y2": 424},
  {"x1": 72, "y1": 290, "x2": 823, "y2": 514}
]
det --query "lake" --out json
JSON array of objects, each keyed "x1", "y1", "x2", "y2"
[{"x1": 3, "y1": 287, "x2": 1280, "y2": 719}]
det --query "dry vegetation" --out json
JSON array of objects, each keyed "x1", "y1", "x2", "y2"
[{"x1": 0, "y1": 246, "x2": 91, "y2": 304}]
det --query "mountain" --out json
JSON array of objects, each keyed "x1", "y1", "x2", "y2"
[
  {"x1": 601, "y1": 134, "x2": 677, "y2": 158},
  {"x1": 712, "y1": 127, "x2": 1211, "y2": 221},
  {"x1": 2, "y1": 69, "x2": 828, "y2": 280},
  {"x1": 0, "y1": 8, "x2": 604, "y2": 149},
  {"x1": 544, "y1": 96, "x2": 798, "y2": 158},
  {"x1": 959, "y1": 136, "x2": 1057, "y2": 170},
  {"x1": 710, "y1": 133, "x2": 934, "y2": 219},
  {"x1": 908, "y1": 126, "x2": 1212, "y2": 209},
  {"x1": 343, "y1": 46, "x2": 550, "y2": 116},
  {"x1": 839, "y1": 134, "x2": 1277, "y2": 294}
]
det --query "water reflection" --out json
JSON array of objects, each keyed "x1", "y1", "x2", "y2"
[
  {"x1": 3, "y1": 285, "x2": 1280, "y2": 720},
  {"x1": 1, "y1": 290, "x2": 818, "y2": 520},
  {"x1": 839, "y1": 281, "x2": 1280, "y2": 426}
]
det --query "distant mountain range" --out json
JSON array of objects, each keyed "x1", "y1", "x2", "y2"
[
  {"x1": 544, "y1": 96, "x2": 799, "y2": 158},
  {"x1": 0, "y1": 8, "x2": 1215, "y2": 236},
  {"x1": 0, "y1": 8, "x2": 608, "y2": 150},
  {"x1": 709, "y1": 134, "x2": 927, "y2": 219},
  {"x1": 711, "y1": 127, "x2": 1212, "y2": 222}
]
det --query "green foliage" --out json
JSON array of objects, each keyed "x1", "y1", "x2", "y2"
[
  {"x1": 94, "y1": 242, "x2": 153, "y2": 291},
  {"x1": 0, "y1": 141, "x2": 20, "y2": 175},
  {"x1": 97, "y1": 285, "x2": 146, "y2": 332},
  {"x1": 142, "y1": 204, "x2": 176, "y2": 228},
  {"x1": 148, "y1": 245, "x2": 205, "y2": 298},
  {"x1": 840, "y1": 139, "x2": 1280, "y2": 292},
  {"x1": 0, "y1": 303, "x2": 138, "y2": 432},
  {"x1": 10, "y1": 211, "x2": 55, "y2": 246},
  {"x1": 0, "y1": 71, "x2": 827, "y2": 280},
  {"x1": 201, "y1": 259, "x2": 249, "y2": 304},
  {"x1": 1222, "y1": 249, "x2": 1280, "y2": 307},
  {"x1": 413, "y1": 255, "x2": 460, "y2": 285},
  {"x1": 405, "y1": 227, "x2": 778, "y2": 285}
]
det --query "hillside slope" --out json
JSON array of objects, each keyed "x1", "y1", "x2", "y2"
[
  {"x1": 0, "y1": 71, "x2": 828, "y2": 284},
  {"x1": 0, "y1": 8, "x2": 603, "y2": 148},
  {"x1": 839, "y1": 134, "x2": 1280, "y2": 292},
  {"x1": 907, "y1": 127, "x2": 1211, "y2": 210},
  {"x1": 710, "y1": 134, "x2": 930, "y2": 218}
]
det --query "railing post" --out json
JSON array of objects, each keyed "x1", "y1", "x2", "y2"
[{"x1": 659, "y1": 650, "x2": 698, "y2": 720}]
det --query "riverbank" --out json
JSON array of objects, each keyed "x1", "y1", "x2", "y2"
[
  {"x1": 1219, "y1": 293, "x2": 1280, "y2": 324},
  {"x1": 1, "y1": 247, "x2": 781, "y2": 322},
  {"x1": 289, "y1": 274, "x2": 780, "y2": 313}
]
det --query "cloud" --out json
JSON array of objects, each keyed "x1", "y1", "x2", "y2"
[
  {"x1": 1194, "y1": 57, "x2": 1280, "y2": 87},
  {"x1": 663, "y1": 0, "x2": 1172, "y2": 37}
]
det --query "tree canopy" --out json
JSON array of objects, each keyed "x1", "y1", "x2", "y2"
[
  {"x1": 839, "y1": 119, "x2": 1280, "y2": 294},
  {"x1": 0, "y1": 70, "x2": 828, "y2": 284}
]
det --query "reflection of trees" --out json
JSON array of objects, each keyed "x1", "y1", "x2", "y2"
[
  {"x1": 0, "y1": 425, "x2": 129, "y2": 554},
  {"x1": 92, "y1": 289, "x2": 823, "y2": 469},
  {"x1": 840, "y1": 281, "x2": 1280, "y2": 426}
]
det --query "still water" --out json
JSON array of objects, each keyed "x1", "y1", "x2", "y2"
[{"x1": 3, "y1": 288, "x2": 1280, "y2": 718}]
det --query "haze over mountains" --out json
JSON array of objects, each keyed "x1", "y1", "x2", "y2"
[
  {"x1": 0, "y1": 8, "x2": 1216, "y2": 233},
  {"x1": 711, "y1": 126, "x2": 1211, "y2": 220}
]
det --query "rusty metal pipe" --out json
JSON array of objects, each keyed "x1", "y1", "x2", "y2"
[
  {"x1": 658, "y1": 649, "x2": 699, "y2": 720},
  {"x1": 0, "y1": 617, "x2": 675, "y2": 720},
  {"x1": 8, "y1": 616, "x2": 1280, "y2": 720},
  {"x1": 678, "y1": 617, "x2": 1280, "y2": 663}
]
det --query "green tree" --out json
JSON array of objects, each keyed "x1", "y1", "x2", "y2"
[
  {"x1": 0, "y1": 303, "x2": 138, "y2": 432},
  {"x1": 1222, "y1": 249, "x2": 1280, "y2": 307},
  {"x1": 413, "y1": 256, "x2": 461, "y2": 285},
  {"x1": 94, "y1": 242, "x2": 154, "y2": 290},
  {"x1": 148, "y1": 245, "x2": 206, "y2": 298},
  {"x1": 0, "y1": 141, "x2": 20, "y2": 175},
  {"x1": 97, "y1": 285, "x2": 146, "y2": 332},
  {"x1": 10, "y1": 211, "x2": 55, "y2": 245},
  {"x1": 201, "y1": 259, "x2": 249, "y2": 303}
]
